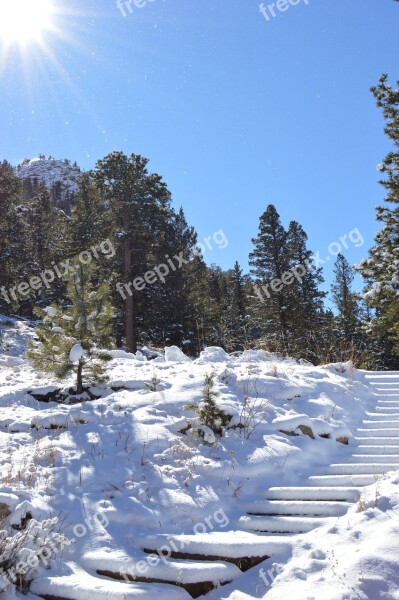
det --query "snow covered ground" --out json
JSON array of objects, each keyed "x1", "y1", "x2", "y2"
[{"x1": 1, "y1": 318, "x2": 399, "y2": 599}]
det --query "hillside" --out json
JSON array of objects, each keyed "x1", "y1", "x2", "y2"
[
  {"x1": 1, "y1": 319, "x2": 399, "y2": 599},
  {"x1": 15, "y1": 158, "x2": 81, "y2": 213}
]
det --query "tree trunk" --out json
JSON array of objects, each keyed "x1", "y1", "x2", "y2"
[
  {"x1": 76, "y1": 360, "x2": 84, "y2": 395},
  {"x1": 124, "y1": 236, "x2": 136, "y2": 353}
]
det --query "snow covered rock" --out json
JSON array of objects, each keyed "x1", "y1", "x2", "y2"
[
  {"x1": 135, "y1": 350, "x2": 147, "y2": 362},
  {"x1": 196, "y1": 346, "x2": 228, "y2": 363},
  {"x1": 273, "y1": 413, "x2": 315, "y2": 438},
  {"x1": 164, "y1": 345, "x2": 191, "y2": 362}
]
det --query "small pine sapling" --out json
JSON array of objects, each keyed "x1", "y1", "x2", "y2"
[
  {"x1": 186, "y1": 373, "x2": 231, "y2": 442},
  {"x1": 28, "y1": 262, "x2": 114, "y2": 394},
  {"x1": 145, "y1": 371, "x2": 161, "y2": 392}
]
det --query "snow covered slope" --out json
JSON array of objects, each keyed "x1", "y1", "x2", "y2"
[
  {"x1": 1, "y1": 334, "x2": 399, "y2": 599},
  {"x1": 16, "y1": 157, "x2": 81, "y2": 212}
]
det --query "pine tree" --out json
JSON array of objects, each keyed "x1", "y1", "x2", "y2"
[
  {"x1": 136, "y1": 206, "x2": 200, "y2": 350},
  {"x1": 28, "y1": 262, "x2": 114, "y2": 394},
  {"x1": 223, "y1": 262, "x2": 250, "y2": 352},
  {"x1": 286, "y1": 220, "x2": 326, "y2": 360},
  {"x1": 0, "y1": 161, "x2": 29, "y2": 315},
  {"x1": 249, "y1": 204, "x2": 291, "y2": 352},
  {"x1": 94, "y1": 152, "x2": 172, "y2": 353},
  {"x1": 22, "y1": 185, "x2": 70, "y2": 312},
  {"x1": 70, "y1": 173, "x2": 109, "y2": 253},
  {"x1": 187, "y1": 373, "x2": 231, "y2": 440},
  {"x1": 356, "y1": 75, "x2": 399, "y2": 363},
  {"x1": 331, "y1": 254, "x2": 360, "y2": 344},
  {"x1": 185, "y1": 256, "x2": 217, "y2": 354}
]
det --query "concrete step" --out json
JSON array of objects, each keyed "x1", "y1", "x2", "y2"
[
  {"x1": 352, "y1": 454, "x2": 399, "y2": 463},
  {"x1": 362, "y1": 420, "x2": 399, "y2": 428},
  {"x1": 267, "y1": 487, "x2": 360, "y2": 502},
  {"x1": 308, "y1": 474, "x2": 379, "y2": 487},
  {"x1": 356, "y1": 445, "x2": 399, "y2": 454},
  {"x1": 239, "y1": 514, "x2": 326, "y2": 534},
  {"x1": 356, "y1": 429, "x2": 399, "y2": 437},
  {"x1": 246, "y1": 500, "x2": 350, "y2": 517},
  {"x1": 354, "y1": 437, "x2": 399, "y2": 445},
  {"x1": 377, "y1": 401, "x2": 399, "y2": 404},
  {"x1": 329, "y1": 463, "x2": 395, "y2": 475}
]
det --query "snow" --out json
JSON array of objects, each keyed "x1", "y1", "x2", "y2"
[
  {"x1": 16, "y1": 158, "x2": 81, "y2": 209},
  {"x1": 69, "y1": 343, "x2": 84, "y2": 363},
  {"x1": 1, "y1": 319, "x2": 399, "y2": 599},
  {"x1": 164, "y1": 345, "x2": 191, "y2": 362},
  {"x1": 201, "y1": 425, "x2": 216, "y2": 444},
  {"x1": 197, "y1": 346, "x2": 229, "y2": 363}
]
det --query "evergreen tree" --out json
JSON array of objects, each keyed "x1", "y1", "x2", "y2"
[
  {"x1": 22, "y1": 185, "x2": 70, "y2": 312},
  {"x1": 185, "y1": 256, "x2": 217, "y2": 354},
  {"x1": 286, "y1": 220, "x2": 326, "y2": 360},
  {"x1": 223, "y1": 262, "x2": 250, "y2": 352},
  {"x1": 249, "y1": 204, "x2": 291, "y2": 352},
  {"x1": 70, "y1": 173, "x2": 108, "y2": 253},
  {"x1": 356, "y1": 75, "x2": 399, "y2": 363},
  {"x1": 188, "y1": 373, "x2": 231, "y2": 440},
  {"x1": 28, "y1": 262, "x2": 114, "y2": 394},
  {"x1": 136, "y1": 207, "x2": 201, "y2": 351},
  {"x1": 331, "y1": 253, "x2": 360, "y2": 344},
  {"x1": 0, "y1": 161, "x2": 28, "y2": 315},
  {"x1": 94, "y1": 152, "x2": 172, "y2": 353}
]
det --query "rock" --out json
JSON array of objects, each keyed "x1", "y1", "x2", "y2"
[
  {"x1": 28, "y1": 386, "x2": 61, "y2": 403},
  {"x1": 0, "y1": 503, "x2": 10, "y2": 519},
  {"x1": 298, "y1": 424, "x2": 315, "y2": 439},
  {"x1": 336, "y1": 436, "x2": 349, "y2": 445},
  {"x1": 165, "y1": 346, "x2": 191, "y2": 362}
]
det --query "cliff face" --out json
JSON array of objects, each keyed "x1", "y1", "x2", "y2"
[{"x1": 16, "y1": 157, "x2": 81, "y2": 213}]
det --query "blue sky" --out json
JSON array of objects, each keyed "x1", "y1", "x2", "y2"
[{"x1": 0, "y1": 0, "x2": 398, "y2": 298}]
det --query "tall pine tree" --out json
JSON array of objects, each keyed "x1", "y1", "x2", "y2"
[
  {"x1": 286, "y1": 220, "x2": 326, "y2": 360},
  {"x1": 356, "y1": 75, "x2": 399, "y2": 364},
  {"x1": 249, "y1": 205, "x2": 291, "y2": 352}
]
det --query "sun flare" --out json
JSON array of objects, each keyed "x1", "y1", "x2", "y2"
[{"x1": 0, "y1": 0, "x2": 53, "y2": 46}]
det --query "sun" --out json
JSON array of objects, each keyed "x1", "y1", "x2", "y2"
[{"x1": 0, "y1": 0, "x2": 54, "y2": 46}]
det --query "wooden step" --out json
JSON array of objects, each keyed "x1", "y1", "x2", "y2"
[
  {"x1": 31, "y1": 562, "x2": 191, "y2": 600},
  {"x1": 83, "y1": 550, "x2": 240, "y2": 598}
]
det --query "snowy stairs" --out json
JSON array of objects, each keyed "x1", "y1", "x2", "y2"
[
  {"x1": 32, "y1": 535, "x2": 291, "y2": 600},
  {"x1": 33, "y1": 373, "x2": 399, "y2": 599},
  {"x1": 86, "y1": 535, "x2": 291, "y2": 598},
  {"x1": 241, "y1": 373, "x2": 399, "y2": 537}
]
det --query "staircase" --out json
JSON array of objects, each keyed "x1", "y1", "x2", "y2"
[
  {"x1": 31, "y1": 373, "x2": 399, "y2": 599},
  {"x1": 241, "y1": 373, "x2": 399, "y2": 538}
]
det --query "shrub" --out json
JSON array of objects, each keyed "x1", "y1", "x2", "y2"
[{"x1": 187, "y1": 373, "x2": 231, "y2": 442}]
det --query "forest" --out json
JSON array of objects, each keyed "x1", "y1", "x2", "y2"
[{"x1": 1, "y1": 75, "x2": 398, "y2": 371}]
